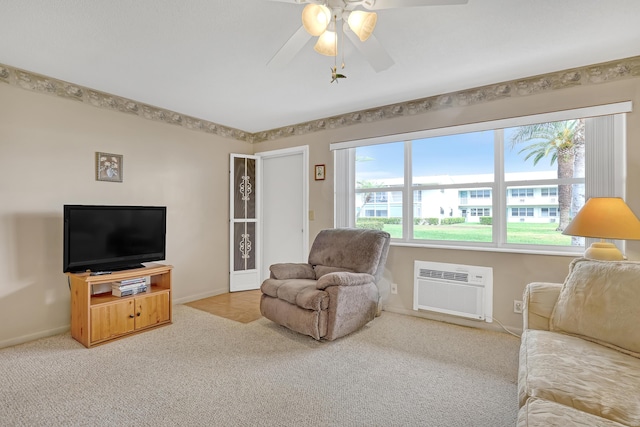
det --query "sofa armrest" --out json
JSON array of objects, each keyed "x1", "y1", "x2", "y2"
[
  {"x1": 269, "y1": 263, "x2": 315, "y2": 280},
  {"x1": 316, "y1": 272, "x2": 376, "y2": 290},
  {"x1": 523, "y1": 282, "x2": 562, "y2": 331}
]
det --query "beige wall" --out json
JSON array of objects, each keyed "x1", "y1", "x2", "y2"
[
  {"x1": 253, "y1": 76, "x2": 640, "y2": 332},
  {"x1": 2, "y1": 69, "x2": 639, "y2": 347},
  {"x1": 0, "y1": 84, "x2": 251, "y2": 347}
]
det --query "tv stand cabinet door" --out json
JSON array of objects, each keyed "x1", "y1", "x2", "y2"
[
  {"x1": 90, "y1": 300, "x2": 135, "y2": 343},
  {"x1": 135, "y1": 291, "x2": 170, "y2": 330}
]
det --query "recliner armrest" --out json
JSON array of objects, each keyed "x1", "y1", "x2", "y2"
[
  {"x1": 316, "y1": 272, "x2": 375, "y2": 290},
  {"x1": 269, "y1": 263, "x2": 315, "y2": 280},
  {"x1": 523, "y1": 282, "x2": 562, "y2": 331}
]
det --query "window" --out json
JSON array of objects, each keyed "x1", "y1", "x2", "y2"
[
  {"x1": 510, "y1": 188, "x2": 533, "y2": 198},
  {"x1": 333, "y1": 102, "x2": 629, "y2": 252},
  {"x1": 471, "y1": 190, "x2": 491, "y2": 198},
  {"x1": 471, "y1": 208, "x2": 491, "y2": 216},
  {"x1": 373, "y1": 192, "x2": 388, "y2": 203},
  {"x1": 512, "y1": 208, "x2": 534, "y2": 217}
]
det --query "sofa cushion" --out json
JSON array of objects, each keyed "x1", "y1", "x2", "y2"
[
  {"x1": 270, "y1": 263, "x2": 315, "y2": 280},
  {"x1": 523, "y1": 282, "x2": 562, "y2": 331},
  {"x1": 517, "y1": 398, "x2": 627, "y2": 427},
  {"x1": 550, "y1": 257, "x2": 640, "y2": 356},
  {"x1": 260, "y1": 295, "x2": 328, "y2": 340},
  {"x1": 308, "y1": 228, "x2": 389, "y2": 276},
  {"x1": 519, "y1": 329, "x2": 640, "y2": 426},
  {"x1": 260, "y1": 278, "x2": 329, "y2": 311},
  {"x1": 313, "y1": 265, "x2": 353, "y2": 279},
  {"x1": 316, "y1": 272, "x2": 376, "y2": 290}
]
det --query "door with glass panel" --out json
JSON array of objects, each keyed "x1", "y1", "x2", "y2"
[{"x1": 229, "y1": 154, "x2": 260, "y2": 292}]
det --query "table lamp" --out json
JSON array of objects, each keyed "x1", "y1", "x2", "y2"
[{"x1": 562, "y1": 197, "x2": 640, "y2": 260}]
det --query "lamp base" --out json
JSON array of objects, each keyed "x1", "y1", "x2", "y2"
[{"x1": 584, "y1": 242, "x2": 625, "y2": 261}]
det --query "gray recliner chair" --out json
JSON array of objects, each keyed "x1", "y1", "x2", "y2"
[{"x1": 260, "y1": 228, "x2": 391, "y2": 340}]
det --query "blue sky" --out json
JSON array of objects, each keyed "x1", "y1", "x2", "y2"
[{"x1": 355, "y1": 128, "x2": 556, "y2": 182}]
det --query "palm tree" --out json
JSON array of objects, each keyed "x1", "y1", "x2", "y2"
[
  {"x1": 355, "y1": 180, "x2": 376, "y2": 218},
  {"x1": 509, "y1": 120, "x2": 585, "y2": 232},
  {"x1": 355, "y1": 155, "x2": 377, "y2": 219}
]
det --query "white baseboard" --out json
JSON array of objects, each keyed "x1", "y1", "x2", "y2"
[
  {"x1": 0, "y1": 325, "x2": 70, "y2": 350},
  {"x1": 1, "y1": 288, "x2": 229, "y2": 349},
  {"x1": 173, "y1": 287, "x2": 228, "y2": 305},
  {"x1": 383, "y1": 305, "x2": 522, "y2": 336}
]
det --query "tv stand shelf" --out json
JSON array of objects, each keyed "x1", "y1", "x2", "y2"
[{"x1": 68, "y1": 263, "x2": 173, "y2": 348}]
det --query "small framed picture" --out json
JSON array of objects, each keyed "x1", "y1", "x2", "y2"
[
  {"x1": 314, "y1": 164, "x2": 325, "y2": 181},
  {"x1": 96, "y1": 152, "x2": 123, "y2": 182}
]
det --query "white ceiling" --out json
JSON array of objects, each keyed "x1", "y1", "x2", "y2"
[{"x1": 2, "y1": 0, "x2": 640, "y2": 133}]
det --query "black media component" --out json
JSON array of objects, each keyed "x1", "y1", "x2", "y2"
[{"x1": 63, "y1": 205, "x2": 167, "y2": 273}]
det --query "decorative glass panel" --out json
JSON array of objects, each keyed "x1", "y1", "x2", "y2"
[
  {"x1": 233, "y1": 222, "x2": 255, "y2": 271},
  {"x1": 234, "y1": 157, "x2": 256, "y2": 220}
]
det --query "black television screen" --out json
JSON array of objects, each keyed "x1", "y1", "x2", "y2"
[{"x1": 63, "y1": 205, "x2": 167, "y2": 273}]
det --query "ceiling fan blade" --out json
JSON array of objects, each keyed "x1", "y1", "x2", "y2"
[
  {"x1": 345, "y1": 31, "x2": 394, "y2": 72},
  {"x1": 267, "y1": 26, "x2": 312, "y2": 69},
  {"x1": 363, "y1": 0, "x2": 468, "y2": 10}
]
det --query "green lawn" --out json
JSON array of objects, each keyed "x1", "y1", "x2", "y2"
[{"x1": 380, "y1": 222, "x2": 573, "y2": 245}]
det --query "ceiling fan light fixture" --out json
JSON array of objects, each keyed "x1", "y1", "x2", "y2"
[
  {"x1": 302, "y1": 4, "x2": 331, "y2": 36},
  {"x1": 347, "y1": 10, "x2": 377, "y2": 42},
  {"x1": 314, "y1": 30, "x2": 337, "y2": 56}
]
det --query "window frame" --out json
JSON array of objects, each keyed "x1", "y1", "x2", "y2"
[{"x1": 332, "y1": 102, "x2": 630, "y2": 256}]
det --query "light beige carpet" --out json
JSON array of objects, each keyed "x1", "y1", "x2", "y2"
[{"x1": 1, "y1": 305, "x2": 520, "y2": 426}]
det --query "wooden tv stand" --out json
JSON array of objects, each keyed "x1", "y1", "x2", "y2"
[{"x1": 67, "y1": 264, "x2": 173, "y2": 348}]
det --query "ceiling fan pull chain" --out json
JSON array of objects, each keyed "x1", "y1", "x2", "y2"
[
  {"x1": 341, "y1": 16, "x2": 346, "y2": 69},
  {"x1": 334, "y1": 13, "x2": 338, "y2": 70}
]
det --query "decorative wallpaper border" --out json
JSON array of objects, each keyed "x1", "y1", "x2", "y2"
[{"x1": 2, "y1": 56, "x2": 639, "y2": 144}]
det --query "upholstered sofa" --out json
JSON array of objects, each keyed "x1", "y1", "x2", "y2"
[
  {"x1": 518, "y1": 258, "x2": 640, "y2": 426},
  {"x1": 260, "y1": 228, "x2": 390, "y2": 341}
]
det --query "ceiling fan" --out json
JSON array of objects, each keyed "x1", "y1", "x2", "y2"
[{"x1": 267, "y1": 0, "x2": 469, "y2": 73}]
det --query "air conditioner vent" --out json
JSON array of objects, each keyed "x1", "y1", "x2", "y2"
[{"x1": 419, "y1": 269, "x2": 469, "y2": 283}]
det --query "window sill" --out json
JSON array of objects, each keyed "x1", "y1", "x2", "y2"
[{"x1": 390, "y1": 240, "x2": 583, "y2": 257}]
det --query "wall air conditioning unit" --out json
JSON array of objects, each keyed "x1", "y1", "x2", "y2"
[{"x1": 414, "y1": 261, "x2": 493, "y2": 322}]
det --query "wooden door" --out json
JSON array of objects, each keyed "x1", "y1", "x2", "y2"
[
  {"x1": 135, "y1": 292, "x2": 170, "y2": 330},
  {"x1": 90, "y1": 300, "x2": 135, "y2": 343}
]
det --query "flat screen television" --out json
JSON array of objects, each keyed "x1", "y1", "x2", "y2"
[{"x1": 63, "y1": 205, "x2": 167, "y2": 273}]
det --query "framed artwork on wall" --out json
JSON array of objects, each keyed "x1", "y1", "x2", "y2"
[
  {"x1": 315, "y1": 164, "x2": 325, "y2": 181},
  {"x1": 96, "y1": 152, "x2": 123, "y2": 182}
]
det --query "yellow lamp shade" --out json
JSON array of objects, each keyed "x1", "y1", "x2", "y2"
[
  {"x1": 562, "y1": 197, "x2": 640, "y2": 260},
  {"x1": 302, "y1": 4, "x2": 331, "y2": 36},
  {"x1": 314, "y1": 30, "x2": 337, "y2": 56},
  {"x1": 562, "y1": 197, "x2": 640, "y2": 240},
  {"x1": 347, "y1": 10, "x2": 377, "y2": 42}
]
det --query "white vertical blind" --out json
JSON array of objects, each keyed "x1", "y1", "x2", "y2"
[{"x1": 334, "y1": 148, "x2": 355, "y2": 228}]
